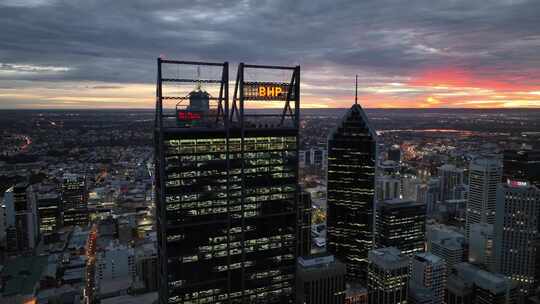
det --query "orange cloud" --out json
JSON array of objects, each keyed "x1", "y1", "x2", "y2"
[{"x1": 408, "y1": 67, "x2": 536, "y2": 91}]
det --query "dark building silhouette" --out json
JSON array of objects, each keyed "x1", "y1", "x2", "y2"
[
  {"x1": 327, "y1": 79, "x2": 377, "y2": 283},
  {"x1": 387, "y1": 145, "x2": 401, "y2": 163},
  {"x1": 37, "y1": 192, "x2": 61, "y2": 234},
  {"x1": 155, "y1": 60, "x2": 301, "y2": 304},
  {"x1": 296, "y1": 254, "x2": 346, "y2": 304},
  {"x1": 375, "y1": 199, "x2": 426, "y2": 255},
  {"x1": 10, "y1": 183, "x2": 39, "y2": 253},
  {"x1": 298, "y1": 190, "x2": 313, "y2": 257},
  {"x1": 494, "y1": 181, "x2": 540, "y2": 300},
  {"x1": 503, "y1": 149, "x2": 540, "y2": 187},
  {"x1": 61, "y1": 173, "x2": 88, "y2": 227}
]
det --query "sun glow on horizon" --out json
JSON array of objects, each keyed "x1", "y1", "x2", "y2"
[{"x1": 1, "y1": 66, "x2": 539, "y2": 109}]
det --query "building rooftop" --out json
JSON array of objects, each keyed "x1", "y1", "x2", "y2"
[
  {"x1": 470, "y1": 156, "x2": 502, "y2": 169},
  {"x1": 438, "y1": 164, "x2": 464, "y2": 171},
  {"x1": 453, "y1": 263, "x2": 513, "y2": 294},
  {"x1": 67, "y1": 228, "x2": 89, "y2": 250},
  {"x1": 100, "y1": 292, "x2": 157, "y2": 304},
  {"x1": 37, "y1": 192, "x2": 60, "y2": 200},
  {"x1": 413, "y1": 252, "x2": 443, "y2": 264},
  {"x1": 379, "y1": 199, "x2": 424, "y2": 208},
  {"x1": 369, "y1": 247, "x2": 409, "y2": 269},
  {"x1": 298, "y1": 253, "x2": 336, "y2": 269},
  {"x1": 428, "y1": 225, "x2": 466, "y2": 250},
  {"x1": 1, "y1": 255, "x2": 48, "y2": 297}
]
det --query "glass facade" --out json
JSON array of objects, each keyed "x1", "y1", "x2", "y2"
[
  {"x1": 157, "y1": 129, "x2": 298, "y2": 304},
  {"x1": 503, "y1": 149, "x2": 540, "y2": 188},
  {"x1": 495, "y1": 183, "x2": 540, "y2": 299},
  {"x1": 327, "y1": 104, "x2": 376, "y2": 283},
  {"x1": 61, "y1": 174, "x2": 89, "y2": 227},
  {"x1": 37, "y1": 194, "x2": 61, "y2": 233},
  {"x1": 375, "y1": 200, "x2": 426, "y2": 256},
  {"x1": 367, "y1": 248, "x2": 409, "y2": 304}
]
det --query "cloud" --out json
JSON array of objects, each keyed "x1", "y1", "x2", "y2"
[{"x1": 0, "y1": 0, "x2": 539, "y2": 108}]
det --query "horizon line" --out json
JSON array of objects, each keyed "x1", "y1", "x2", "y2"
[{"x1": 1, "y1": 107, "x2": 540, "y2": 111}]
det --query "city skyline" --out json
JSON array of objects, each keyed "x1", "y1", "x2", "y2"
[
  {"x1": 1, "y1": 0, "x2": 540, "y2": 109},
  {"x1": 1, "y1": 90, "x2": 539, "y2": 303}
]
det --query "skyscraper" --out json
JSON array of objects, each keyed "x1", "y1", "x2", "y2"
[
  {"x1": 327, "y1": 77, "x2": 377, "y2": 283},
  {"x1": 417, "y1": 177, "x2": 440, "y2": 216},
  {"x1": 409, "y1": 252, "x2": 446, "y2": 304},
  {"x1": 155, "y1": 60, "x2": 301, "y2": 304},
  {"x1": 367, "y1": 247, "x2": 409, "y2": 304},
  {"x1": 296, "y1": 254, "x2": 346, "y2": 304},
  {"x1": 426, "y1": 225, "x2": 467, "y2": 271},
  {"x1": 468, "y1": 222, "x2": 494, "y2": 270},
  {"x1": 1, "y1": 187, "x2": 15, "y2": 249},
  {"x1": 375, "y1": 174, "x2": 401, "y2": 202},
  {"x1": 375, "y1": 199, "x2": 426, "y2": 255},
  {"x1": 503, "y1": 149, "x2": 540, "y2": 187},
  {"x1": 465, "y1": 157, "x2": 502, "y2": 238},
  {"x1": 494, "y1": 180, "x2": 540, "y2": 299},
  {"x1": 37, "y1": 192, "x2": 61, "y2": 234},
  {"x1": 61, "y1": 173, "x2": 88, "y2": 227},
  {"x1": 437, "y1": 164, "x2": 465, "y2": 202},
  {"x1": 298, "y1": 190, "x2": 313, "y2": 257},
  {"x1": 11, "y1": 183, "x2": 39, "y2": 253}
]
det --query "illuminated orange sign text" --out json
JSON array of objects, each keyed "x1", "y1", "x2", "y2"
[
  {"x1": 244, "y1": 82, "x2": 289, "y2": 100},
  {"x1": 258, "y1": 86, "x2": 283, "y2": 97}
]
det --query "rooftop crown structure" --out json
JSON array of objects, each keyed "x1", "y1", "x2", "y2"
[{"x1": 154, "y1": 59, "x2": 301, "y2": 304}]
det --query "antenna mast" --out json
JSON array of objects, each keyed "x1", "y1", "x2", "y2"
[
  {"x1": 355, "y1": 74, "x2": 358, "y2": 105},
  {"x1": 196, "y1": 66, "x2": 201, "y2": 90}
]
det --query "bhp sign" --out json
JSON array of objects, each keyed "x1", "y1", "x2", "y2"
[{"x1": 244, "y1": 82, "x2": 289, "y2": 100}]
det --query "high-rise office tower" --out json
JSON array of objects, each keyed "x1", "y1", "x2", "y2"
[
  {"x1": 155, "y1": 60, "x2": 301, "y2": 304},
  {"x1": 298, "y1": 190, "x2": 312, "y2": 257},
  {"x1": 494, "y1": 181, "x2": 540, "y2": 299},
  {"x1": 417, "y1": 177, "x2": 440, "y2": 216},
  {"x1": 503, "y1": 149, "x2": 540, "y2": 187},
  {"x1": 375, "y1": 199, "x2": 426, "y2": 255},
  {"x1": 0, "y1": 199, "x2": 4, "y2": 246},
  {"x1": 1, "y1": 187, "x2": 15, "y2": 248},
  {"x1": 402, "y1": 174, "x2": 422, "y2": 202},
  {"x1": 296, "y1": 254, "x2": 346, "y2": 304},
  {"x1": 301, "y1": 148, "x2": 327, "y2": 170},
  {"x1": 409, "y1": 252, "x2": 446, "y2": 304},
  {"x1": 61, "y1": 173, "x2": 88, "y2": 227},
  {"x1": 37, "y1": 192, "x2": 61, "y2": 234},
  {"x1": 327, "y1": 77, "x2": 377, "y2": 283},
  {"x1": 367, "y1": 247, "x2": 409, "y2": 304},
  {"x1": 437, "y1": 164, "x2": 465, "y2": 202},
  {"x1": 468, "y1": 222, "x2": 494, "y2": 270},
  {"x1": 375, "y1": 175, "x2": 401, "y2": 202},
  {"x1": 12, "y1": 183, "x2": 39, "y2": 253},
  {"x1": 465, "y1": 157, "x2": 502, "y2": 239},
  {"x1": 427, "y1": 225, "x2": 467, "y2": 271}
]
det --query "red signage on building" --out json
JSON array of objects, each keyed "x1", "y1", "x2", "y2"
[{"x1": 178, "y1": 111, "x2": 202, "y2": 121}]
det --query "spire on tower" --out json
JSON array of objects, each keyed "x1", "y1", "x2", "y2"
[
  {"x1": 355, "y1": 74, "x2": 358, "y2": 105},
  {"x1": 196, "y1": 66, "x2": 201, "y2": 90}
]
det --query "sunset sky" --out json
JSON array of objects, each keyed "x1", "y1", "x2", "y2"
[{"x1": 1, "y1": 0, "x2": 539, "y2": 109}]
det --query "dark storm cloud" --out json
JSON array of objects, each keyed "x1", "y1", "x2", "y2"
[{"x1": 0, "y1": 0, "x2": 539, "y2": 86}]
